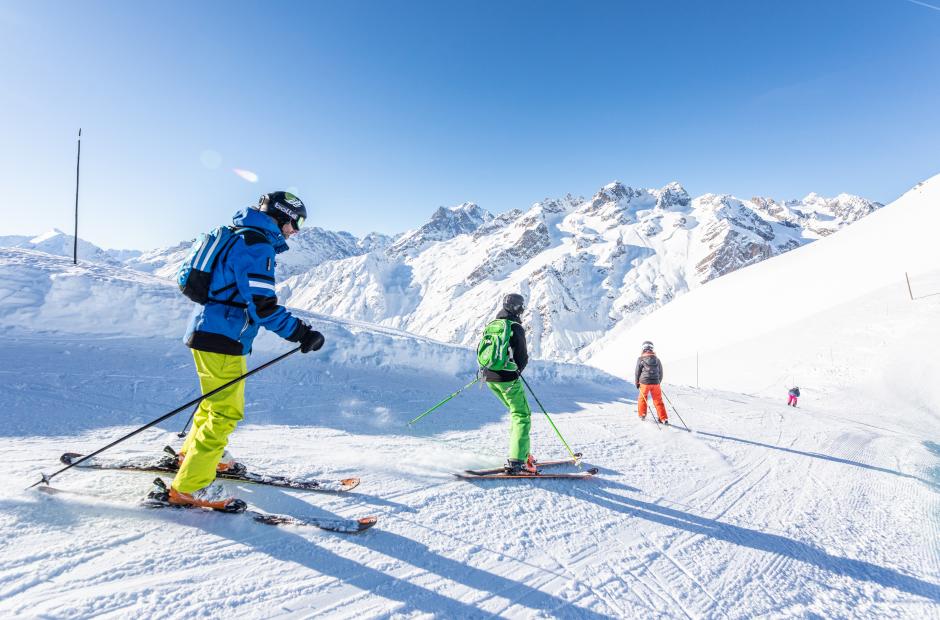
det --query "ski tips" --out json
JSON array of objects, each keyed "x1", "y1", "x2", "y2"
[{"x1": 339, "y1": 478, "x2": 361, "y2": 491}]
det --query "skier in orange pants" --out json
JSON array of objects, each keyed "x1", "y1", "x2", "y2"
[{"x1": 635, "y1": 341, "x2": 669, "y2": 424}]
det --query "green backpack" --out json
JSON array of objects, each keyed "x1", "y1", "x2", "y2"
[{"x1": 476, "y1": 319, "x2": 518, "y2": 372}]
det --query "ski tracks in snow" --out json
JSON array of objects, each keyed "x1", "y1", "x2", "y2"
[{"x1": 1, "y1": 385, "x2": 938, "y2": 618}]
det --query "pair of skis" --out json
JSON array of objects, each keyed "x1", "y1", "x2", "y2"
[
  {"x1": 456, "y1": 453, "x2": 597, "y2": 480},
  {"x1": 60, "y1": 446, "x2": 360, "y2": 493},
  {"x1": 45, "y1": 447, "x2": 376, "y2": 533}
]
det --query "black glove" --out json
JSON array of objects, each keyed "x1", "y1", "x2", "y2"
[
  {"x1": 635, "y1": 382, "x2": 640, "y2": 389},
  {"x1": 291, "y1": 322, "x2": 325, "y2": 353},
  {"x1": 301, "y1": 329, "x2": 324, "y2": 353}
]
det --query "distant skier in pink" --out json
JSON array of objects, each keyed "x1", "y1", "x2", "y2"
[{"x1": 787, "y1": 387, "x2": 800, "y2": 407}]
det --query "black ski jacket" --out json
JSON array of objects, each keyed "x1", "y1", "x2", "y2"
[
  {"x1": 635, "y1": 352, "x2": 664, "y2": 385},
  {"x1": 482, "y1": 309, "x2": 528, "y2": 383},
  {"x1": 789, "y1": 387, "x2": 800, "y2": 397}
]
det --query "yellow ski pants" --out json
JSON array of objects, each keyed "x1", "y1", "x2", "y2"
[{"x1": 172, "y1": 349, "x2": 246, "y2": 493}]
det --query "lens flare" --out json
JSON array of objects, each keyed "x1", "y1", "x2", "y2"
[{"x1": 232, "y1": 168, "x2": 258, "y2": 183}]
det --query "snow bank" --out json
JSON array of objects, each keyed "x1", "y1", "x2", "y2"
[{"x1": 0, "y1": 247, "x2": 618, "y2": 385}]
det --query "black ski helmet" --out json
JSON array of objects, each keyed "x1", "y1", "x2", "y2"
[
  {"x1": 259, "y1": 191, "x2": 307, "y2": 230},
  {"x1": 642, "y1": 340, "x2": 654, "y2": 352},
  {"x1": 503, "y1": 293, "x2": 525, "y2": 315}
]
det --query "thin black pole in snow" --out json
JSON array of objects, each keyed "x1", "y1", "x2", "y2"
[
  {"x1": 905, "y1": 272, "x2": 914, "y2": 301},
  {"x1": 28, "y1": 346, "x2": 301, "y2": 489},
  {"x1": 73, "y1": 128, "x2": 81, "y2": 265},
  {"x1": 662, "y1": 390, "x2": 691, "y2": 431},
  {"x1": 177, "y1": 403, "x2": 200, "y2": 438}
]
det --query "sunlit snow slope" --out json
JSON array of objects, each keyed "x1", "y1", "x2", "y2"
[{"x1": 1, "y1": 169, "x2": 938, "y2": 618}]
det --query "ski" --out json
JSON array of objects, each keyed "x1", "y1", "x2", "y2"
[
  {"x1": 455, "y1": 467, "x2": 598, "y2": 480},
  {"x1": 36, "y1": 484, "x2": 377, "y2": 534},
  {"x1": 60, "y1": 448, "x2": 359, "y2": 493},
  {"x1": 463, "y1": 452, "x2": 583, "y2": 476}
]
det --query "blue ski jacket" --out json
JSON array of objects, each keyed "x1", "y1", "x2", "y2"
[{"x1": 184, "y1": 207, "x2": 302, "y2": 355}]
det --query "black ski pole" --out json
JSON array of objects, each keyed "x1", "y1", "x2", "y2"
[
  {"x1": 28, "y1": 346, "x2": 302, "y2": 489},
  {"x1": 661, "y1": 390, "x2": 691, "y2": 431},
  {"x1": 177, "y1": 404, "x2": 199, "y2": 438}
]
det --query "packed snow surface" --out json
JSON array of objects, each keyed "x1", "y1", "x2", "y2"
[{"x1": 0, "y1": 176, "x2": 938, "y2": 618}]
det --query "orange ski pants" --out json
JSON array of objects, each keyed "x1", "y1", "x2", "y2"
[{"x1": 638, "y1": 383, "x2": 668, "y2": 422}]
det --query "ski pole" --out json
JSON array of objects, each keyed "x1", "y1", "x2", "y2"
[
  {"x1": 642, "y1": 389, "x2": 661, "y2": 430},
  {"x1": 408, "y1": 376, "x2": 480, "y2": 426},
  {"x1": 176, "y1": 404, "x2": 199, "y2": 438},
  {"x1": 519, "y1": 375, "x2": 581, "y2": 467},
  {"x1": 662, "y1": 390, "x2": 691, "y2": 431},
  {"x1": 28, "y1": 346, "x2": 302, "y2": 489}
]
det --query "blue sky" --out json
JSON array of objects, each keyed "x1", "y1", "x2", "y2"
[{"x1": 0, "y1": 0, "x2": 938, "y2": 250}]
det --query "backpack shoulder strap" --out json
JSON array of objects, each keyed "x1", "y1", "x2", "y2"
[{"x1": 233, "y1": 226, "x2": 270, "y2": 246}]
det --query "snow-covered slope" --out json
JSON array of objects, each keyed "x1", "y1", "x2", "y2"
[
  {"x1": 0, "y1": 229, "x2": 131, "y2": 267},
  {"x1": 282, "y1": 182, "x2": 880, "y2": 361},
  {"x1": 0, "y1": 246, "x2": 612, "y2": 423},
  {"x1": 0, "y1": 203, "x2": 937, "y2": 617},
  {"x1": 587, "y1": 173, "x2": 940, "y2": 402}
]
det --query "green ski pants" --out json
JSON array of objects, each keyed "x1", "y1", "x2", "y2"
[
  {"x1": 172, "y1": 349, "x2": 247, "y2": 493},
  {"x1": 487, "y1": 379, "x2": 532, "y2": 461}
]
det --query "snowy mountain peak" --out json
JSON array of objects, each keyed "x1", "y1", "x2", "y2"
[
  {"x1": 387, "y1": 202, "x2": 494, "y2": 258},
  {"x1": 30, "y1": 228, "x2": 67, "y2": 244},
  {"x1": 653, "y1": 182, "x2": 691, "y2": 211},
  {"x1": 1, "y1": 228, "x2": 124, "y2": 266},
  {"x1": 277, "y1": 176, "x2": 890, "y2": 361}
]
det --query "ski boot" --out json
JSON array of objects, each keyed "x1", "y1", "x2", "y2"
[
  {"x1": 165, "y1": 445, "x2": 248, "y2": 476},
  {"x1": 505, "y1": 458, "x2": 538, "y2": 475},
  {"x1": 168, "y1": 477, "x2": 246, "y2": 513}
]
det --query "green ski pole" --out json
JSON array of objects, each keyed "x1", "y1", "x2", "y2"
[
  {"x1": 408, "y1": 376, "x2": 480, "y2": 426},
  {"x1": 519, "y1": 374, "x2": 581, "y2": 467}
]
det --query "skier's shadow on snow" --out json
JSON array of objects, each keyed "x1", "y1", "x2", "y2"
[
  {"x1": 11, "y1": 494, "x2": 602, "y2": 618},
  {"x1": 238, "y1": 483, "x2": 414, "y2": 517},
  {"x1": 562, "y1": 483, "x2": 940, "y2": 603},
  {"x1": 197, "y1": 509, "x2": 608, "y2": 618},
  {"x1": 224, "y1": 487, "x2": 612, "y2": 616},
  {"x1": 695, "y1": 430, "x2": 938, "y2": 489}
]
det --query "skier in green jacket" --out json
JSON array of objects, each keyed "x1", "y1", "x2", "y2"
[{"x1": 480, "y1": 293, "x2": 536, "y2": 474}]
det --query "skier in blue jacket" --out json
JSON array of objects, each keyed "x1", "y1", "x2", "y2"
[{"x1": 168, "y1": 191, "x2": 324, "y2": 511}]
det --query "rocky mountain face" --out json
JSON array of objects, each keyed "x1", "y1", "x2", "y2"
[
  {"x1": 278, "y1": 182, "x2": 881, "y2": 361},
  {"x1": 2, "y1": 183, "x2": 881, "y2": 362},
  {"x1": 387, "y1": 202, "x2": 492, "y2": 259}
]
